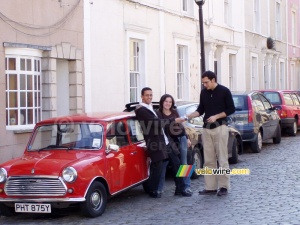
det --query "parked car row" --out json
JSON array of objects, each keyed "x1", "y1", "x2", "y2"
[{"x1": 0, "y1": 90, "x2": 298, "y2": 218}]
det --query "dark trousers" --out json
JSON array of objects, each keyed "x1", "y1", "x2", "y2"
[
  {"x1": 166, "y1": 144, "x2": 185, "y2": 192},
  {"x1": 148, "y1": 160, "x2": 164, "y2": 193}
]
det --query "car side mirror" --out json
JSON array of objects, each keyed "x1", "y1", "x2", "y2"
[
  {"x1": 273, "y1": 106, "x2": 281, "y2": 111},
  {"x1": 105, "y1": 144, "x2": 120, "y2": 154}
]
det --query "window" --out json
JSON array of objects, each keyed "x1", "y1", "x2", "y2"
[
  {"x1": 127, "y1": 119, "x2": 144, "y2": 143},
  {"x1": 283, "y1": 94, "x2": 293, "y2": 106},
  {"x1": 251, "y1": 55, "x2": 258, "y2": 90},
  {"x1": 276, "y1": 2, "x2": 281, "y2": 40},
  {"x1": 251, "y1": 94, "x2": 264, "y2": 111},
  {"x1": 259, "y1": 94, "x2": 272, "y2": 110},
  {"x1": 291, "y1": 94, "x2": 300, "y2": 106},
  {"x1": 182, "y1": 0, "x2": 187, "y2": 12},
  {"x1": 229, "y1": 54, "x2": 236, "y2": 90},
  {"x1": 279, "y1": 61, "x2": 285, "y2": 89},
  {"x1": 129, "y1": 39, "x2": 141, "y2": 102},
  {"x1": 5, "y1": 54, "x2": 41, "y2": 129},
  {"x1": 254, "y1": 0, "x2": 260, "y2": 32},
  {"x1": 292, "y1": 11, "x2": 296, "y2": 45},
  {"x1": 182, "y1": 0, "x2": 193, "y2": 16},
  {"x1": 106, "y1": 121, "x2": 129, "y2": 147},
  {"x1": 263, "y1": 92, "x2": 282, "y2": 105},
  {"x1": 177, "y1": 45, "x2": 185, "y2": 99}
]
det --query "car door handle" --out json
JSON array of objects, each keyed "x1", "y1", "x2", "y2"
[{"x1": 131, "y1": 151, "x2": 137, "y2": 155}]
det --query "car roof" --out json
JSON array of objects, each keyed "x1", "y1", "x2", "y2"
[
  {"x1": 258, "y1": 89, "x2": 299, "y2": 93},
  {"x1": 231, "y1": 91, "x2": 258, "y2": 95},
  {"x1": 37, "y1": 112, "x2": 135, "y2": 125},
  {"x1": 124, "y1": 101, "x2": 198, "y2": 112}
]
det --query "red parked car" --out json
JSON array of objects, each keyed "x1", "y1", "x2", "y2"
[
  {"x1": 259, "y1": 90, "x2": 300, "y2": 136},
  {"x1": 0, "y1": 112, "x2": 150, "y2": 217}
]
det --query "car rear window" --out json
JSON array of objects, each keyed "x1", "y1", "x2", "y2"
[
  {"x1": 232, "y1": 95, "x2": 247, "y2": 110},
  {"x1": 262, "y1": 92, "x2": 282, "y2": 105}
]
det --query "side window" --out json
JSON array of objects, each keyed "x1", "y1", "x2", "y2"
[
  {"x1": 291, "y1": 94, "x2": 300, "y2": 106},
  {"x1": 251, "y1": 94, "x2": 265, "y2": 111},
  {"x1": 259, "y1": 94, "x2": 272, "y2": 110},
  {"x1": 283, "y1": 93, "x2": 294, "y2": 105},
  {"x1": 106, "y1": 121, "x2": 129, "y2": 147},
  {"x1": 127, "y1": 119, "x2": 144, "y2": 143}
]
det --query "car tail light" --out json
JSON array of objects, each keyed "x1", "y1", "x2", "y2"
[
  {"x1": 247, "y1": 97, "x2": 253, "y2": 123},
  {"x1": 280, "y1": 110, "x2": 287, "y2": 118}
]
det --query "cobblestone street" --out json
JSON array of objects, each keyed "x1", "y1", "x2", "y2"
[{"x1": 1, "y1": 133, "x2": 300, "y2": 225}]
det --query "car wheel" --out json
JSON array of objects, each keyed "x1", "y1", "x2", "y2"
[
  {"x1": 250, "y1": 131, "x2": 262, "y2": 153},
  {"x1": 80, "y1": 181, "x2": 107, "y2": 218},
  {"x1": 0, "y1": 203, "x2": 15, "y2": 217},
  {"x1": 191, "y1": 146, "x2": 203, "y2": 179},
  {"x1": 228, "y1": 137, "x2": 238, "y2": 164},
  {"x1": 273, "y1": 124, "x2": 281, "y2": 144},
  {"x1": 288, "y1": 119, "x2": 297, "y2": 136}
]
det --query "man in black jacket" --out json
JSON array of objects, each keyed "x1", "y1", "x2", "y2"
[
  {"x1": 135, "y1": 87, "x2": 191, "y2": 198},
  {"x1": 182, "y1": 71, "x2": 235, "y2": 196}
]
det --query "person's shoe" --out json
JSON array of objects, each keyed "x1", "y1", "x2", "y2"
[
  {"x1": 181, "y1": 190, "x2": 193, "y2": 197},
  {"x1": 198, "y1": 189, "x2": 217, "y2": 195},
  {"x1": 149, "y1": 191, "x2": 162, "y2": 198},
  {"x1": 217, "y1": 188, "x2": 228, "y2": 196}
]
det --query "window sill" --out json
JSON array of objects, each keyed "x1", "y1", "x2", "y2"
[{"x1": 13, "y1": 129, "x2": 34, "y2": 134}]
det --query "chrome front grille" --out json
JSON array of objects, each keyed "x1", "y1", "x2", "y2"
[{"x1": 5, "y1": 176, "x2": 67, "y2": 196}]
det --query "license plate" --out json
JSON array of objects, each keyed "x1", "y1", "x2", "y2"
[{"x1": 15, "y1": 203, "x2": 51, "y2": 213}]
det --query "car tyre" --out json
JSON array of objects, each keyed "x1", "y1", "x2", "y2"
[
  {"x1": 288, "y1": 119, "x2": 297, "y2": 136},
  {"x1": 273, "y1": 124, "x2": 281, "y2": 144},
  {"x1": 0, "y1": 203, "x2": 15, "y2": 217},
  {"x1": 251, "y1": 131, "x2": 262, "y2": 153},
  {"x1": 80, "y1": 181, "x2": 107, "y2": 218},
  {"x1": 191, "y1": 146, "x2": 203, "y2": 179},
  {"x1": 228, "y1": 137, "x2": 238, "y2": 164}
]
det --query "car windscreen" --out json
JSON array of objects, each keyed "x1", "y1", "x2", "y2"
[
  {"x1": 232, "y1": 95, "x2": 247, "y2": 111},
  {"x1": 28, "y1": 123, "x2": 104, "y2": 151},
  {"x1": 262, "y1": 92, "x2": 282, "y2": 105}
]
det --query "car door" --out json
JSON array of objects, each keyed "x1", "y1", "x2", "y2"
[
  {"x1": 259, "y1": 93, "x2": 279, "y2": 138},
  {"x1": 251, "y1": 93, "x2": 272, "y2": 140},
  {"x1": 291, "y1": 93, "x2": 300, "y2": 126},
  {"x1": 126, "y1": 119, "x2": 149, "y2": 184},
  {"x1": 105, "y1": 120, "x2": 132, "y2": 193}
]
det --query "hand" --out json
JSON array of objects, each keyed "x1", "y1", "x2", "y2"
[
  {"x1": 175, "y1": 117, "x2": 185, "y2": 123},
  {"x1": 187, "y1": 139, "x2": 191, "y2": 148},
  {"x1": 206, "y1": 115, "x2": 217, "y2": 123}
]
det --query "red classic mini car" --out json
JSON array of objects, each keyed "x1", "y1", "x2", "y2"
[{"x1": 0, "y1": 112, "x2": 150, "y2": 217}]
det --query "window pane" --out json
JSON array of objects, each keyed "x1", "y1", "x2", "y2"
[
  {"x1": 9, "y1": 110, "x2": 18, "y2": 125},
  {"x1": 27, "y1": 59, "x2": 32, "y2": 71},
  {"x1": 20, "y1": 109, "x2": 26, "y2": 125},
  {"x1": 21, "y1": 58, "x2": 26, "y2": 71},
  {"x1": 9, "y1": 74, "x2": 18, "y2": 90},
  {"x1": 27, "y1": 92, "x2": 33, "y2": 107},
  {"x1": 20, "y1": 74, "x2": 26, "y2": 90},
  {"x1": 8, "y1": 58, "x2": 16, "y2": 70},
  {"x1": 27, "y1": 109, "x2": 33, "y2": 124},
  {"x1": 27, "y1": 75, "x2": 33, "y2": 90},
  {"x1": 9, "y1": 92, "x2": 18, "y2": 107},
  {"x1": 20, "y1": 92, "x2": 26, "y2": 107}
]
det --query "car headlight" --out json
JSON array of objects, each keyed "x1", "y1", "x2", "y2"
[
  {"x1": 62, "y1": 167, "x2": 77, "y2": 183},
  {"x1": 0, "y1": 168, "x2": 7, "y2": 183}
]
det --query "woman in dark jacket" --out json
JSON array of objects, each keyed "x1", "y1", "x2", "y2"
[{"x1": 156, "y1": 94, "x2": 192, "y2": 195}]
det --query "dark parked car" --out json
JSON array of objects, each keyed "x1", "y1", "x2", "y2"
[
  {"x1": 125, "y1": 101, "x2": 243, "y2": 178},
  {"x1": 259, "y1": 90, "x2": 300, "y2": 136},
  {"x1": 228, "y1": 91, "x2": 281, "y2": 153}
]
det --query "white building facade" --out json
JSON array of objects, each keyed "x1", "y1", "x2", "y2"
[{"x1": 84, "y1": 0, "x2": 245, "y2": 112}]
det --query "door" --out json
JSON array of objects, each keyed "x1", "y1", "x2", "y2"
[
  {"x1": 251, "y1": 93, "x2": 272, "y2": 140},
  {"x1": 126, "y1": 119, "x2": 148, "y2": 184},
  {"x1": 291, "y1": 93, "x2": 300, "y2": 126},
  {"x1": 105, "y1": 121, "x2": 132, "y2": 193},
  {"x1": 259, "y1": 94, "x2": 279, "y2": 138}
]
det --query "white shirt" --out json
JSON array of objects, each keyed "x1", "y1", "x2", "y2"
[{"x1": 140, "y1": 102, "x2": 169, "y2": 145}]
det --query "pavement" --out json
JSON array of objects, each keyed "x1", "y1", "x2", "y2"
[{"x1": 1, "y1": 132, "x2": 300, "y2": 225}]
